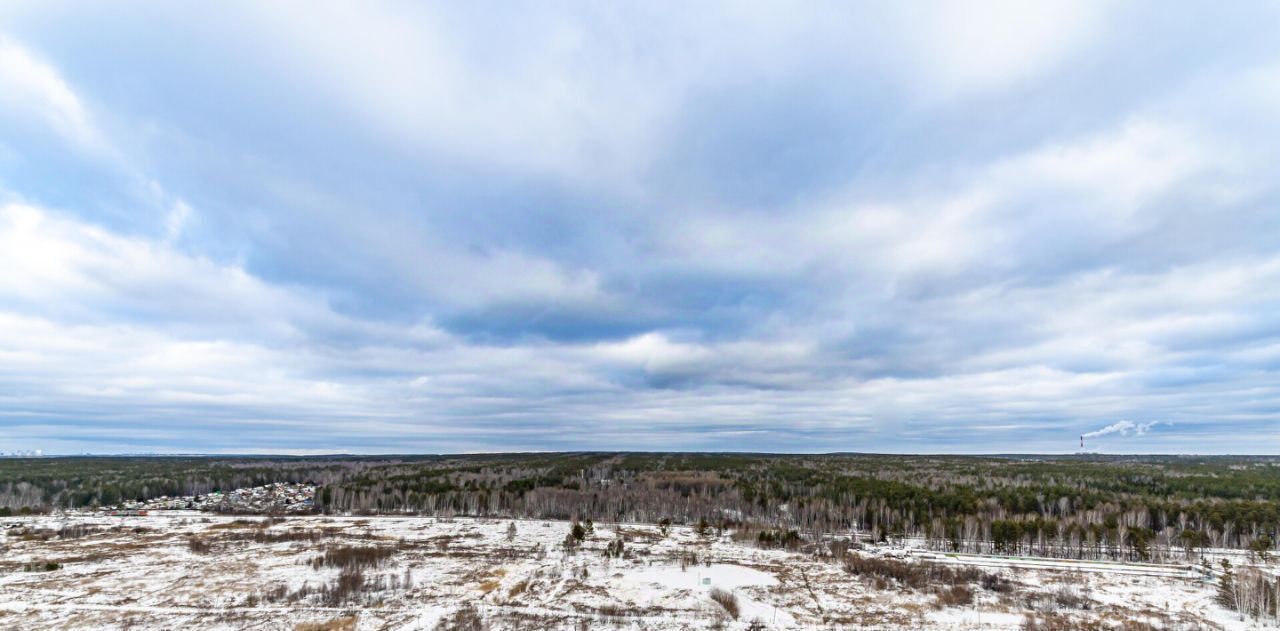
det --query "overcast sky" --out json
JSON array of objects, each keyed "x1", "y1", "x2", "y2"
[{"x1": 2, "y1": 1, "x2": 1278, "y2": 454}]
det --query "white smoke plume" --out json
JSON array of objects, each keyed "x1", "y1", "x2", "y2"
[{"x1": 1082, "y1": 420, "x2": 1159, "y2": 439}]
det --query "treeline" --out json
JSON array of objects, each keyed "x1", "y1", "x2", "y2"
[
  {"x1": 311, "y1": 453, "x2": 1280, "y2": 560},
  {"x1": 0, "y1": 456, "x2": 369, "y2": 511},
  {"x1": 3, "y1": 453, "x2": 1278, "y2": 561}
]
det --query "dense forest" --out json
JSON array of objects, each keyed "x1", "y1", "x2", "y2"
[{"x1": 3, "y1": 453, "x2": 1278, "y2": 561}]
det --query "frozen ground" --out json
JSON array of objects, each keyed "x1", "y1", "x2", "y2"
[{"x1": 0, "y1": 514, "x2": 1262, "y2": 630}]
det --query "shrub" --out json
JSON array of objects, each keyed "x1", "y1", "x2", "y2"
[
  {"x1": 756, "y1": 529, "x2": 801, "y2": 549},
  {"x1": 322, "y1": 567, "x2": 366, "y2": 605},
  {"x1": 1022, "y1": 613, "x2": 1106, "y2": 630},
  {"x1": 842, "y1": 554, "x2": 1018, "y2": 602},
  {"x1": 981, "y1": 572, "x2": 1014, "y2": 593},
  {"x1": 935, "y1": 584, "x2": 974, "y2": 607},
  {"x1": 709, "y1": 588, "x2": 740, "y2": 619},
  {"x1": 597, "y1": 603, "x2": 634, "y2": 619},
  {"x1": 56, "y1": 524, "x2": 100, "y2": 539},
  {"x1": 435, "y1": 604, "x2": 484, "y2": 631},
  {"x1": 233, "y1": 529, "x2": 326, "y2": 544},
  {"x1": 604, "y1": 536, "x2": 625, "y2": 558},
  {"x1": 188, "y1": 537, "x2": 212, "y2": 554},
  {"x1": 506, "y1": 580, "x2": 529, "y2": 599},
  {"x1": 313, "y1": 545, "x2": 395, "y2": 570},
  {"x1": 1050, "y1": 586, "x2": 1086, "y2": 609},
  {"x1": 1247, "y1": 535, "x2": 1273, "y2": 562}
]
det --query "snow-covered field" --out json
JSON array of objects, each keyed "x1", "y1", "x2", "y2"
[{"x1": 0, "y1": 514, "x2": 1260, "y2": 630}]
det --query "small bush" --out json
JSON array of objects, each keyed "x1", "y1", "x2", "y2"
[
  {"x1": 981, "y1": 572, "x2": 1014, "y2": 593},
  {"x1": 322, "y1": 567, "x2": 366, "y2": 605},
  {"x1": 1022, "y1": 613, "x2": 1106, "y2": 631},
  {"x1": 709, "y1": 588, "x2": 740, "y2": 619},
  {"x1": 597, "y1": 603, "x2": 634, "y2": 619},
  {"x1": 843, "y1": 556, "x2": 984, "y2": 591},
  {"x1": 435, "y1": 603, "x2": 484, "y2": 631},
  {"x1": 935, "y1": 584, "x2": 974, "y2": 607},
  {"x1": 756, "y1": 529, "x2": 801, "y2": 549},
  {"x1": 206, "y1": 518, "x2": 261, "y2": 530},
  {"x1": 228, "y1": 529, "x2": 326, "y2": 544},
  {"x1": 1018, "y1": 585, "x2": 1092, "y2": 613},
  {"x1": 1050, "y1": 586, "x2": 1087, "y2": 609},
  {"x1": 57, "y1": 524, "x2": 100, "y2": 539},
  {"x1": 506, "y1": 580, "x2": 529, "y2": 598},
  {"x1": 604, "y1": 536, "x2": 625, "y2": 558},
  {"x1": 313, "y1": 545, "x2": 395, "y2": 570},
  {"x1": 260, "y1": 584, "x2": 288, "y2": 602}
]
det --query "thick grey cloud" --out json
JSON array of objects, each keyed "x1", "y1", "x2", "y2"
[{"x1": 0, "y1": 1, "x2": 1278, "y2": 453}]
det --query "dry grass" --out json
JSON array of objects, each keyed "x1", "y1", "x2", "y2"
[
  {"x1": 506, "y1": 580, "x2": 530, "y2": 598},
  {"x1": 206, "y1": 519, "x2": 263, "y2": 530},
  {"x1": 615, "y1": 527, "x2": 664, "y2": 542},
  {"x1": 224, "y1": 528, "x2": 328, "y2": 544},
  {"x1": 294, "y1": 616, "x2": 357, "y2": 631},
  {"x1": 47, "y1": 550, "x2": 115, "y2": 565},
  {"x1": 312, "y1": 545, "x2": 395, "y2": 570}
]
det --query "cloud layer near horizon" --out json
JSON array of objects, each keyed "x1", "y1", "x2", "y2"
[{"x1": 1, "y1": 2, "x2": 1278, "y2": 453}]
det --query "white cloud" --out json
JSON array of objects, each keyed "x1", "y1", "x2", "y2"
[
  {"x1": 163, "y1": 199, "x2": 194, "y2": 243},
  {"x1": 892, "y1": 0, "x2": 1103, "y2": 97},
  {"x1": 0, "y1": 202, "x2": 323, "y2": 335},
  {"x1": 651, "y1": 115, "x2": 1215, "y2": 289},
  {"x1": 234, "y1": 4, "x2": 674, "y2": 186},
  {"x1": 0, "y1": 37, "x2": 103, "y2": 151},
  {"x1": 222, "y1": 1, "x2": 1105, "y2": 188}
]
